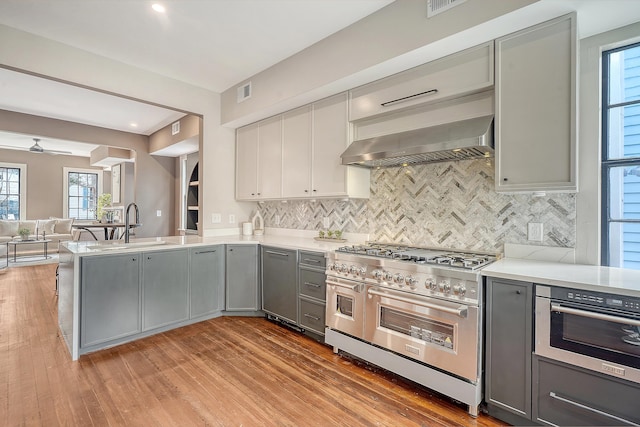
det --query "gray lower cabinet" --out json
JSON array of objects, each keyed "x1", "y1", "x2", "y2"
[
  {"x1": 225, "y1": 244, "x2": 259, "y2": 311},
  {"x1": 189, "y1": 245, "x2": 224, "y2": 318},
  {"x1": 261, "y1": 246, "x2": 298, "y2": 323},
  {"x1": 80, "y1": 253, "x2": 141, "y2": 348},
  {"x1": 298, "y1": 250, "x2": 326, "y2": 336},
  {"x1": 485, "y1": 277, "x2": 534, "y2": 425},
  {"x1": 142, "y1": 249, "x2": 189, "y2": 331},
  {"x1": 534, "y1": 356, "x2": 640, "y2": 426}
]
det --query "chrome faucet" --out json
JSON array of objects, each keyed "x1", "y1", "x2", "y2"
[{"x1": 125, "y1": 202, "x2": 139, "y2": 243}]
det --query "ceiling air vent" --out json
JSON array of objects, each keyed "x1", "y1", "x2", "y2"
[
  {"x1": 237, "y1": 82, "x2": 252, "y2": 103},
  {"x1": 427, "y1": 0, "x2": 466, "y2": 18}
]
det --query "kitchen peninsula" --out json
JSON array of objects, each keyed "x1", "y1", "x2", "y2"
[{"x1": 57, "y1": 234, "x2": 352, "y2": 360}]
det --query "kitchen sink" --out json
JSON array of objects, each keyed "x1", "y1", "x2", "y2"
[{"x1": 86, "y1": 240, "x2": 167, "y2": 251}]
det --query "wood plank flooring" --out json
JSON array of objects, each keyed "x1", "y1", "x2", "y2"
[{"x1": 0, "y1": 264, "x2": 508, "y2": 426}]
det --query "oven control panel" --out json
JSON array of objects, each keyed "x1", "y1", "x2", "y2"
[
  {"x1": 326, "y1": 255, "x2": 481, "y2": 305},
  {"x1": 552, "y1": 287, "x2": 640, "y2": 313}
]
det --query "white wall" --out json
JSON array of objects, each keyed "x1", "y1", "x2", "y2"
[
  {"x1": 0, "y1": 24, "x2": 254, "y2": 236},
  {"x1": 577, "y1": 22, "x2": 640, "y2": 265}
]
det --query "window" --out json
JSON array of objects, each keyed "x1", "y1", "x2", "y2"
[
  {"x1": 0, "y1": 162, "x2": 26, "y2": 220},
  {"x1": 63, "y1": 168, "x2": 102, "y2": 220},
  {"x1": 602, "y1": 42, "x2": 640, "y2": 269}
]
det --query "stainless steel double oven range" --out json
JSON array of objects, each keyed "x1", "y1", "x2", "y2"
[{"x1": 324, "y1": 242, "x2": 497, "y2": 416}]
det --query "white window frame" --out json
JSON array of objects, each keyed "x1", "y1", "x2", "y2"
[
  {"x1": 0, "y1": 161, "x2": 27, "y2": 220},
  {"x1": 63, "y1": 167, "x2": 103, "y2": 220}
]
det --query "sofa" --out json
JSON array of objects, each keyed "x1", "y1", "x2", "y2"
[{"x1": 0, "y1": 218, "x2": 74, "y2": 255}]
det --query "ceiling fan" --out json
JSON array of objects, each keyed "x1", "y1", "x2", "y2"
[{"x1": 0, "y1": 138, "x2": 72, "y2": 155}]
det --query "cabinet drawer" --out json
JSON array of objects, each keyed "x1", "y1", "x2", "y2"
[
  {"x1": 298, "y1": 251, "x2": 326, "y2": 268},
  {"x1": 299, "y1": 267, "x2": 326, "y2": 301},
  {"x1": 534, "y1": 356, "x2": 640, "y2": 426},
  {"x1": 299, "y1": 298, "x2": 325, "y2": 335},
  {"x1": 349, "y1": 41, "x2": 493, "y2": 121}
]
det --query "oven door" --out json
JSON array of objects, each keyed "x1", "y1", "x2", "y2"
[
  {"x1": 536, "y1": 294, "x2": 640, "y2": 384},
  {"x1": 325, "y1": 276, "x2": 365, "y2": 339},
  {"x1": 365, "y1": 286, "x2": 480, "y2": 382}
]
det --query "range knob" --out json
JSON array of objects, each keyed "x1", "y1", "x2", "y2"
[
  {"x1": 439, "y1": 280, "x2": 451, "y2": 293},
  {"x1": 393, "y1": 273, "x2": 405, "y2": 284},
  {"x1": 358, "y1": 266, "x2": 367, "y2": 276},
  {"x1": 383, "y1": 271, "x2": 394, "y2": 282},
  {"x1": 327, "y1": 263, "x2": 334, "y2": 271},
  {"x1": 340, "y1": 264, "x2": 348, "y2": 273},
  {"x1": 372, "y1": 269, "x2": 383, "y2": 280},
  {"x1": 405, "y1": 275, "x2": 418, "y2": 288},
  {"x1": 425, "y1": 278, "x2": 437, "y2": 291},
  {"x1": 349, "y1": 265, "x2": 359, "y2": 275},
  {"x1": 453, "y1": 285, "x2": 467, "y2": 296}
]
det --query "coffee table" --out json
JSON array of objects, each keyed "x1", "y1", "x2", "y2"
[{"x1": 7, "y1": 239, "x2": 52, "y2": 264}]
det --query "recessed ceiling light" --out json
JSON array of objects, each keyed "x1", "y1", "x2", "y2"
[
  {"x1": 152, "y1": 4, "x2": 165, "y2": 13},
  {"x1": 129, "y1": 122, "x2": 138, "y2": 128}
]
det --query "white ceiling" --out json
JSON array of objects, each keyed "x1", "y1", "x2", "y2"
[
  {"x1": 0, "y1": 0, "x2": 394, "y2": 93},
  {"x1": 0, "y1": 0, "x2": 393, "y2": 155},
  {"x1": 0, "y1": 0, "x2": 640, "y2": 157}
]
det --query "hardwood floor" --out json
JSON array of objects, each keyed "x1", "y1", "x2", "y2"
[{"x1": 0, "y1": 264, "x2": 507, "y2": 426}]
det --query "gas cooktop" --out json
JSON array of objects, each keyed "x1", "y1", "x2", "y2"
[{"x1": 335, "y1": 242, "x2": 498, "y2": 271}]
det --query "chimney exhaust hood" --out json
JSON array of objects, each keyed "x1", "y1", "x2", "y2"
[{"x1": 341, "y1": 115, "x2": 493, "y2": 168}]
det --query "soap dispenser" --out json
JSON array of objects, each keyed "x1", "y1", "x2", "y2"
[{"x1": 252, "y1": 210, "x2": 264, "y2": 236}]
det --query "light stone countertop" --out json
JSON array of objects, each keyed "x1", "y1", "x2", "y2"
[
  {"x1": 481, "y1": 258, "x2": 640, "y2": 297},
  {"x1": 61, "y1": 233, "x2": 358, "y2": 256}
]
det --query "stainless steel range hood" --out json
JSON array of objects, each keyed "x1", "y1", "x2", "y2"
[{"x1": 341, "y1": 115, "x2": 494, "y2": 168}]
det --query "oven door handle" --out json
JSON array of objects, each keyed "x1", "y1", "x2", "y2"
[
  {"x1": 326, "y1": 278, "x2": 362, "y2": 292},
  {"x1": 551, "y1": 303, "x2": 640, "y2": 327},
  {"x1": 368, "y1": 288, "x2": 468, "y2": 318}
]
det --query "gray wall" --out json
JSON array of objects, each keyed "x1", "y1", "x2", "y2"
[
  {"x1": 0, "y1": 109, "x2": 177, "y2": 238},
  {"x1": 220, "y1": 0, "x2": 538, "y2": 126},
  {"x1": 0, "y1": 148, "x2": 108, "y2": 220}
]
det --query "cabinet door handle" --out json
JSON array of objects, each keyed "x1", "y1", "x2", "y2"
[
  {"x1": 266, "y1": 250, "x2": 289, "y2": 257},
  {"x1": 304, "y1": 282, "x2": 321, "y2": 288},
  {"x1": 147, "y1": 256, "x2": 152, "y2": 260},
  {"x1": 304, "y1": 313, "x2": 321, "y2": 321},
  {"x1": 381, "y1": 89, "x2": 438, "y2": 107},
  {"x1": 195, "y1": 250, "x2": 217, "y2": 255},
  {"x1": 549, "y1": 392, "x2": 635, "y2": 425},
  {"x1": 303, "y1": 258, "x2": 321, "y2": 264}
]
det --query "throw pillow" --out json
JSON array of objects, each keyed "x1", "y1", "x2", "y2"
[
  {"x1": 0, "y1": 220, "x2": 19, "y2": 236},
  {"x1": 54, "y1": 218, "x2": 74, "y2": 234},
  {"x1": 18, "y1": 220, "x2": 37, "y2": 235},
  {"x1": 37, "y1": 219, "x2": 57, "y2": 235}
]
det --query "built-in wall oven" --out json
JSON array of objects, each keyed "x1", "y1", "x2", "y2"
[
  {"x1": 536, "y1": 285, "x2": 640, "y2": 384},
  {"x1": 365, "y1": 274, "x2": 480, "y2": 382},
  {"x1": 325, "y1": 275, "x2": 365, "y2": 339},
  {"x1": 325, "y1": 243, "x2": 496, "y2": 416}
]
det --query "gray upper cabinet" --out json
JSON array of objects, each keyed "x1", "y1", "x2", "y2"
[
  {"x1": 485, "y1": 277, "x2": 534, "y2": 426},
  {"x1": 282, "y1": 105, "x2": 312, "y2": 198},
  {"x1": 142, "y1": 249, "x2": 189, "y2": 331},
  {"x1": 261, "y1": 246, "x2": 298, "y2": 323},
  {"x1": 495, "y1": 13, "x2": 577, "y2": 193},
  {"x1": 190, "y1": 245, "x2": 224, "y2": 319},
  {"x1": 235, "y1": 116, "x2": 283, "y2": 200},
  {"x1": 242, "y1": 92, "x2": 369, "y2": 201},
  {"x1": 225, "y1": 244, "x2": 260, "y2": 311},
  {"x1": 312, "y1": 93, "x2": 369, "y2": 199},
  {"x1": 349, "y1": 42, "x2": 493, "y2": 122},
  {"x1": 80, "y1": 253, "x2": 141, "y2": 348}
]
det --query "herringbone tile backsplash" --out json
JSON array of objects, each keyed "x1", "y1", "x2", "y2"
[{"x1": 258, "y1": 159, "x2": 575, "y2": 252}]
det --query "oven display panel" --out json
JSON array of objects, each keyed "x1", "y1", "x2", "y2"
[{"x1": 380, "y1": 307, "x2": 454, "y2": 349}]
